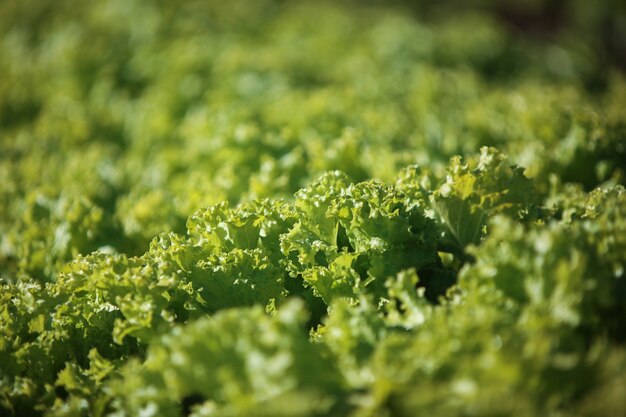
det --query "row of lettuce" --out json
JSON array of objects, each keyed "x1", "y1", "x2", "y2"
[
  {"x1": 2, "y1": 148, "x2": 625, "y2": 416},
  {"x1": 1, "y1": 0, "x2": 626, "y2": 416},
  {"x1": 2, "y1": 0, "x2": 625, "y2": 281}
]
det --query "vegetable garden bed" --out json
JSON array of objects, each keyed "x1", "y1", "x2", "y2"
[{"x1": 1, "y1": 1, "x2": 625, "y2": 416}]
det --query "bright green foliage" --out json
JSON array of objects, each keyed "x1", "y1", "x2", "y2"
[
  {"x1": 109, "y1": 300, "x2": 348, "y2": 417},
  {"x1": 431, "y1": 147, "x2": 540, "y2": 249},
  {"x1": 281, "y1": 172, "x2": 438, "y2": 303},
  {"x1": 0, "y1": 172, "x2": 448, "y2": 416},
  {"x1": 2, "y1": 194, "x2": 111, "y2": 282},
  {"x1": 360, "y1": 194, "x2": 626, "y2": 416},
  {"x1": 1, "y1": 0, "x2": 626, "y2": 416}
]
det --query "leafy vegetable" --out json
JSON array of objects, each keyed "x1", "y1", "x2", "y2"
[{"x1": 1, "y1": 0, "x2": 625, "y2": 416}]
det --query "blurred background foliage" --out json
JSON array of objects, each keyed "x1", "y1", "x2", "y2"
[{"x1": 1, "y1": 0, "x2": 624, "y2": 281}]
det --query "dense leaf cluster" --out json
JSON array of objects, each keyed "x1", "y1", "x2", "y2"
[{"x1": 1, "y1": 1, "x2": 625, "y2": 416}]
